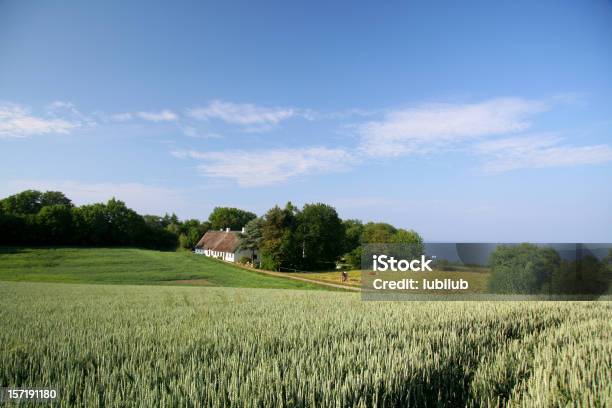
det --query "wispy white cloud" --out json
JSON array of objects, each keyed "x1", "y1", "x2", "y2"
[
  {"x1": 108, "y1": 110, "x2": 178, "y2": 122},
  {"x1": 187, "y1": 100, "x2": 297, "y2": 130},
  {"x1": 180, "y1": 125, "x2": 221, "y2": 139},
  {"x1": 45, "y1": 100, "x2": 97, "y2": 127},
  {"x1": 358, "y1": 98, "x2": 548, "y2": 157},
  {"x1": 172, "y1": 147, "x2": 353, "y2": 186},
  {"x1": 46, "y1": 101, "x2": 80, "y2": 115},
  {"x1": 110, "y1": 112, "x2": 133, "y2": 122},
  {"x1": 135, "y1": 110, "x2": 178, "y2": 122},
  {"x1": 0, "y1": 102, "x2": 80, "y2": 138},
  {"x1": 475, "y1": 134, "x2": 612, "y2": 172}
]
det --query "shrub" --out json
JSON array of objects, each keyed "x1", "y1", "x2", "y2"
[{"x1": 488, "y1": 244, "x2": 560, "y2": 294}]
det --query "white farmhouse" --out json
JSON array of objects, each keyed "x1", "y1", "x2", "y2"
[{"x1": 194, "y1": 228, "x2": 257, "y2": 263}]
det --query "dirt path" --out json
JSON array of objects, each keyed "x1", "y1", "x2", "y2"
[
  {"x1": 234, "y1": 263, "x2": 361, "y2": 292},
  {"x1": 263, "y1": 270, "x2": 361, "y2": 291}
]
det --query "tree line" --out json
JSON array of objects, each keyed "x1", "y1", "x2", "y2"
[
  {"x1": 488, "y1": 243, "x2": 611, "y2": 297},
  {"x1": 0, "y1": 190, "x2": 423, "y2": 272},
  {"x1": 0, "y1": 190, "x2": 257, "y2": 251},
  {"x1": 0, "y1": 190, "x2": 178, "y2": 249},
  {"x1": 238, "y1": 202, "x2": 423, "y2": 271}
]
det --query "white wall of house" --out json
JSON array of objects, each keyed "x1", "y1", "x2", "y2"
[{"x1": 194, "y1": 248, "x2": 259, "y2": 263}]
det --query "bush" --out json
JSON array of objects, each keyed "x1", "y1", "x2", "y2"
[
  {"x1": 259, "y1": 252, "x2": 279, "y2": 271},
  {"x1": 488, "y1": 244, "x2": 560, "y2": 294}
]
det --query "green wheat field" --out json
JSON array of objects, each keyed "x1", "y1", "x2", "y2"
[{"x1": 1, "y1": 279, "x2": 610, "y2": 407}]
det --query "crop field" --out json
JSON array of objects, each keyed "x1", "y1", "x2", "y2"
[
  {"x1": 0, "y1": 247, "x2": 325, "y2": 290},
  {"x1": 1, "y1": 281, "x2": 610, "y2": 407}
]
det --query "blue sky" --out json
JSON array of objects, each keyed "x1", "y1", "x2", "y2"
[{"x1": 1, "y1": 0, "x2": 611, "y2": 242}]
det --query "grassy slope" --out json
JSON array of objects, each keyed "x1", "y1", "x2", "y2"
[{"x1": 0, "y1": 247, "x2": 327, "y2": 290}]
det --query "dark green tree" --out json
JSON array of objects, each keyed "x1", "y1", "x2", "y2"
[
  {"x1": 105, "y1": 198, "x2": 148, "y2": 246},
  {"x1": 342, "y1": 219, "x2": 364, "y2": 269},
  {"x1": 1, "y1": 190, "x2": 44, "y2": 215},
  {"x1": 37, "y1": 204, "x2": 74, "y2": 244},
  {"x1": 238, "y1": 217, "x2": 264, "y2": 263},
  {"x1": 208, "y1": 207, "x2": 256, "y2": 231},
  {"x1": 391, "y1": 228, "x2": 424, "y2": 259},
  {"x1": 260, "y1": 203, "x2": 299, "y2": 271},
  {"x1": 488, "y1": 244, "x2": 561, "y2": 294},
  {"x1": 343, "y1": 219, "x2": 363, "y2": 253},
  {"x1": 72, "y1": 203, "x2": 111, "y2": 245},
  {"x1": 1, "y1": 190, "x2": 179, "y2": 250},
  {"x1": 40, "y1": 191, "x2": 73, "y2": 208},
  {"x1": 296, "y1": 203, "x2": 345, "y2": 271},
  {"x1": 361, "y1": 222, "x2": 397, "y2": 243}
]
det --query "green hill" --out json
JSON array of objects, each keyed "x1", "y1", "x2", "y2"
[{"x1": 0, "y1": 247, "x2": 325, "y2": 290}]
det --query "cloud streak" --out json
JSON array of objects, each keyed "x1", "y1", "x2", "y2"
[
  {"x1": 358, "y1": 98, "x2": 547, "y2": 157},
  {"x1": 0, "y1": 103, "x2": 80, "y2": 138},
  {"x1": 136, "y1": 110, "x2": 178, "y2": 122},
  {"x1": 188, "y1": 100, "x2": 297, "y2": 130},
  {"x1": 475, "y1": 134, "x2": 612, "y2": 172},
  {"x1": 109, "y1": 110, "x2": 178, "y2": 122},
  {"x1": 172, "y1": 147, "x2": 353, "y2": 186}
]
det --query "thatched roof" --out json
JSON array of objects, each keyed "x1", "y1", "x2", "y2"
[{"x1": 196, "y1": 230, "x2": 240, "y2": 253}]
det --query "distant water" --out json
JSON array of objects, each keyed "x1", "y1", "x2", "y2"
[{"x1": 423, "y1": 243, "x2": 612, "y2": 266}]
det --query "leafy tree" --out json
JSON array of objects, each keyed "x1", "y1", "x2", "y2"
[
  {"x1": 72, "y1": 203, "x2": 111, "y2": 245},
  {"x1": 343, "y1": 219, "x2": 363, "y2": 253},
  {"x1": 488, "y1": 244, "x2": 561, "y2": 294},
  {"x1": 105, "y1": 198, "x2": 148, "y2": 246},
  {"x1": 162, "y1": 213, "x2": 180, "y2": 226},
  {"x1": 296, "y1": 203, "x2": 345, "y2": 270},
  {"x1": 165, "y1": 222, "x2": 182, "y2": 236},
  {"x1": 1, "y1": 190, "x2": 178, "y2": 250},
  {"x1": 0, "y1": 212, "x2": 27, "y2": 245},
  {"x1": 181, "y1": 219, "x2": 209, "y2": 236},
  {"x1": 601, "y1": 249, "x2": 612, "y2": 276},
  {"x1": 1, "y1": 190, "x2": 73, "y2": 215},
  {"x1": 260, "y1": 203, "x2": 299, "y2": 271},
  {"x1": 178, "y1": 233, "x2": 190, "y2": 249},
  {"x1": 175, "y1": 219, "x2": 210, "y2": 249},
  {"x1": 551, "y1": 255, "x2": 610, "y2": 296},
  {"x1": 143, "y1": 215, "x2": 165, "y2": 229},
  {"x1": 361, "y1": 222, "x2": 397, "y2": 243},
  {"x1": 142, "y1": 222, "x2": 178, "y2": 250},
  {"x1": 199, "y1": 221, "x2": 212, "y2": 235},
  {"x1": 189, "y1": 227, "x2": 203, "y2": 246},
  {"x1": 178, "y1": 227, "x2": 204, "y2": 249},
  {"x1": 342, "y1": 219, "x2": 364, "y2": 269},
  {"x1": 238, "y1": 217, "x2": 264, "y2": 263},
  {"x1": 391, "y1": 228, "x2": 424, "y2": 259},
  {"x1": 37, "y1": 204, "x2": 74, "y2": 244},
  {"x1": 344, "y1": 248, "x2": 362, "y2": 270},
  {"x1": 40, "y1": 191, "x2": 73, "y2": 208},
  {"x1": 72, "y1": 199, "x2": 150, "y2": 247},
  {"x1": 208, "y1": 207, "x2": 256, "y2": 231},
  {"x1": 390, "y1": 229, "x2": 421, "y2": 245},
  {"x1": 1, "y1": 190, "x2": 44, "y2": 215}
]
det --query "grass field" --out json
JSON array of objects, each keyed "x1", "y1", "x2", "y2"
[
  {"x1": 0, "y1": 247, "x2": 326, "y2": 290},
  {"x1": 1, "y1": 281, "x2": 610, "y2": 407}
]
